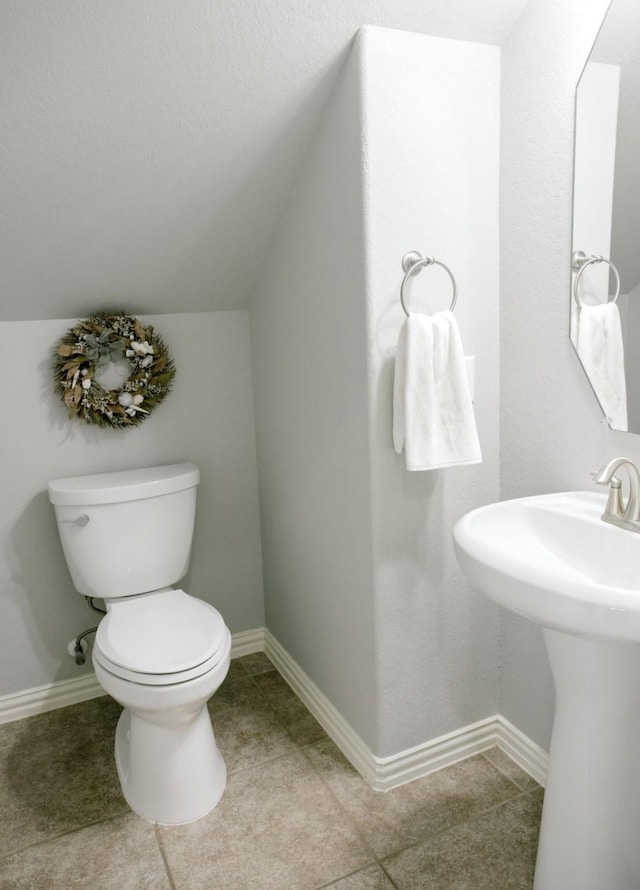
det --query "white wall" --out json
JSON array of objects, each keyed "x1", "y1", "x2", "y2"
[
  {"x1": 499, "y1": 0, "x2": 640, "y2": 749},
  {"x1": 362, "y1": 28, "x2": 501, "y2": 756},
  {"x1": 0, "y1": 0, "x2": 527, "y2": 324},
  {"x1": 252, "y1": 27, "x2": 501, "y2": 758},
  {"x1": 250, "y1": 45, "x2": 378, "y2": 747},
  {"x1": 0, "y1": 312, "x2": 264, "y2": 698}
]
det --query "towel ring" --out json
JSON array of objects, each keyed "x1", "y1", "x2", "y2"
[
  {"x1": 400, "y1": 251, "x2": 457, "y2": 317},
  {"x1": 572, "y1": 250, "x2": 621, "y2": 309}
]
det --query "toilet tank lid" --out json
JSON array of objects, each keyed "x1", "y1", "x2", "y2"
[{"x1": 48, "y1": 463, "x2": 200, "y2": 506}]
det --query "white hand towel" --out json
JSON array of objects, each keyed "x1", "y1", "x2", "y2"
[
  {"x1": 576, "y1": 302, "x2": 627, "y2": 430},
  {"x1": 393, "y1": 310, "x2": 482, "y2": 471}
]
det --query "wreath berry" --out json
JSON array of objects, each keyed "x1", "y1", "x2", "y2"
[{"x1": 53, "y1": 312, "x2": 176, "y2": 428}]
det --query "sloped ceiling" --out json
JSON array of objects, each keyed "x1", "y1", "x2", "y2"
[{"x1": 1, "y1": 0, "x2": 528, "y2": 321}]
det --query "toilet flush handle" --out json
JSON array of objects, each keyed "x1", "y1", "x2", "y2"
[{"x1": 60, "y1": 514, "x2": 90, "y2": 527}]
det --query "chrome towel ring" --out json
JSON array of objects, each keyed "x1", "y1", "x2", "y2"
[
  {"x1": 572, "y1": 250, "x2": 621, "y2": 309},
  {"x1": 400, "y1": 251, "x2": 457, "y2": 317}
]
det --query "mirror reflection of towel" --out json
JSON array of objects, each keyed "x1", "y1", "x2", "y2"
[
  {"x1": 576, "y1": 302, "x2": 627, "y2": 431},
  {"x1": 393, "y1": 311, "x2": 482, "y2": 471}
]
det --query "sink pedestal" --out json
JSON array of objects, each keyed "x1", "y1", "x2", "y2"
[
  {"x1": 535, "y1": 629, "x2": 640, "y2": 889},
  {"x1": 453, "y1": 491, "x2": 640, "y2": 886}
]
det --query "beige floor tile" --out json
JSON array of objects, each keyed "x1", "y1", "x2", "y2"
[
  {"x1": 383, "y1": 793, "x2": 541, "y2": 890},
  {"x1": 237, "y1": 652, "x2": 275, "y2": 676},
  {"x1": 0, "y1": 670, "x2": 546, "y2": 889},
  {"x1": 0, "y1": 701, "x2": 127, "y2": 857},
  {"x1": 208, "y1": 676, "x2": 298, "y2": 773},
  {"x1": 158, "y1": 750, "x2": 374, "y2": 890},
  {"x1": 0, "y1": 813, "x2": 170, "y2": 890},
  {"x1": 482, "y1": 746, "x2": 541, "y2": 791},
  {"x1": 253, "y1": 670, "x2": 328, "y2": 746},
  {"x1": 226, "y1": 657, "x2": 252, "y2": 683},
  {"x1": 307, "y1": 740, "x2": 521, "y2": 858},
  {"x1": 322, "y1": 865, "x2": 396, "y2": 889},
  {"x1": 0, "y1": 695, "x2": 120, "y2": 752},
  {"x1": 518, "y1": 786, "x2": 544, "y2": 825}
]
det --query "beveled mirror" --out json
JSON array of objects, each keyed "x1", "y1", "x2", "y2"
[{"x1": 571, "y1": 0, "x2": 640, "y2": 432}]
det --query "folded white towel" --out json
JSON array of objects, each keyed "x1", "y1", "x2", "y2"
[
  {"x1": 393, "y1": 310, "x2": 482, "y2": 471},
  {"x1": 576, "y1": 302, "x2": 627, "y2": 430}
]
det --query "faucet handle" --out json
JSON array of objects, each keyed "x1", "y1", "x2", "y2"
[
  {"x1": 604, "y1": 477, "x2": 625, "y2": 518},
  {"x1": 591, "y1": 470, "x2": 624, "y2": 517},
  {"x1": 591, "y1": 470, "x2": 622, "y2": 486}
]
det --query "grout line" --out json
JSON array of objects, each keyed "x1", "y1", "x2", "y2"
[
  {"x1": 153, "y1": 823, "x2": 177, "y2": 890},
  {"x1": 0, "y1": 809, "x2": 132, "y2": 865},
  {"x1": 224, "y1": 659, "x2": 401, "y2": 890},
  {"x1": 229, "y1": 664, "x2": 539, "y2": 886},
  {"x1": 237, "y1": 661, "x2": 330, "y2": 751},
  {"x1": 225, "y1": 749, "x2": 296, "y2": 778},
  {"x1": 297, "y1": 743, "x2": 401, "y2": 890},
  {"x1": 378, "y1": 862, "x2": 403, "y2": 890},
  {"x1": 298, "y1": 735, "x2": 536, "y2": 887},
  {"x1": 376, "y1": 787, "x2": 539, "y2": 867},
  {"x1": 311, "y1": 862, "x2": 401, "y2": 890},
  {"x1": 480, "y1": 747, "x2": 543, "y2": 792}
]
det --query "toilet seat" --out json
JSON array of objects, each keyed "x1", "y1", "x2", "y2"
[{"x1": 95, "y1": 588, "x2": 228, "y2": 686}]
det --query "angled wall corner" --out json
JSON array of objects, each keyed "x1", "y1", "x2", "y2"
[
  {"x1": 360, "y1": 27, "x2": 501, "y2": 756},
  {"x1": 249, "y1": 40, "x2": 378, "y2": 747},
  {"x1": 250, "y1": 26, "x2": 501, "y2": 759}
]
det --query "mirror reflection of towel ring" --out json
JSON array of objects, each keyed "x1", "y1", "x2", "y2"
[
  {"x1": 400, "y1": 251, "x2": 457, "y2": 317},
  {"x1": 572, "y1": 250, "x2": 621, "y2": 309}
]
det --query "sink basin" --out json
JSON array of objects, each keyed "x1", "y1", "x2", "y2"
[{"x1": 453, "y1": 490, "x2": 640, "y2": 643}]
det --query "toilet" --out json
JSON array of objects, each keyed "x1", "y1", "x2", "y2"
[{"x1": 48, "y1": 462, "x2": 231, "y2": 825}]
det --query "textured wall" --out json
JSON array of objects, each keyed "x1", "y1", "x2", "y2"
[
  {"x1": 499, "y1": 0, "x2": 640, "y2": 749},
  {"x1": 362, "y1": 28, "x2": 501, "y2": 756},
  {"x1": 0, "y1": 312, "x2": 264, "y2": 697},
  {"x1": 0, "y1": 0, "x2": 527, "y2": 322},
  {"x1": 252, "y1": 27, "x2": 501, "y2": 757},
  {"x1": 250, "y1": 46, "x2": 378, "y2": 747}
]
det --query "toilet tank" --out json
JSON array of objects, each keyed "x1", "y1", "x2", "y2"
[{"x1": 48, "y1": 463, "x2": 200, "y2": 599}]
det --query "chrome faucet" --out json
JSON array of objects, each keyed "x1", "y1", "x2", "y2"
[{"x1": 592, "y1": 457, "x2": 640, "y2": 533}]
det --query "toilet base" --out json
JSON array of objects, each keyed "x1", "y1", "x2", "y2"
[{"x1": 115, "y1": 705, "x2": 227, "y2": 825}]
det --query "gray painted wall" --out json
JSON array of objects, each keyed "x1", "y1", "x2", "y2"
[
  {"x1": 499, "y1": 0, "x2": 640, "y2": 750},
  {"x1": 0, "y1": 312, "x2": 264, "y2": 697},
  {"x1": 251, "y1": 27, "x2": 500, "y2": 758},
  {"x1": 250, "y1": 45, "x2": 378, "y2": 748},
  {"x1": 1, "y1": 0, "x2": 527, "y2": 322}
]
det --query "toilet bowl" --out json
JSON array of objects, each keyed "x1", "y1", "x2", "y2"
[{"x1": 48, "y1": 463, "x2": 231, "y2": 825}]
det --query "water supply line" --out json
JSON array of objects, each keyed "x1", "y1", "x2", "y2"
[
  {"x1": 68, "y1": 597, "x2": 107, "y2": 665},
  {"x1": 70, "y1": 627, "x2": 98, "y2": 665}
]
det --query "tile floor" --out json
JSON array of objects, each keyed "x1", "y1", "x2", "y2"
[{"x1": 0, "y1": 654, "x2": 543, "y2": 889}]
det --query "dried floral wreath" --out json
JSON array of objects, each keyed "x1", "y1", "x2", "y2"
[{"x1": 53, "y1": 312, "x2": 176, "y2": 428}]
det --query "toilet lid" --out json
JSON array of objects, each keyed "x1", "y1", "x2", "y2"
[
  {"x1": 93, "y1": 637, "x2": 229, "y2": 685},
  {"x1": 96, "y1": 589, "x2": 227, "y2": 676}
]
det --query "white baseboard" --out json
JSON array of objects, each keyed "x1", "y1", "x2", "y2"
[
  {"x1": 495, "y1": 714, "x2": 549, "y2": 787},
  {"x1": 0, "y1": 625, "x2": 548, "y2": 790},
  {"x1": 264, "y1": 628, "x2": 548, "y2": 790},
  {"x1": 0, "y1": 673, "x2": 105, "y2": 725},
  {"x1": 0, "y1": 627, "x2": 266, "y2": 725},
  {"x1": 228, "y1": 627, "x2": 266, "y2": 658}
]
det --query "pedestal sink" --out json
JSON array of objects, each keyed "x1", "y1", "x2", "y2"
[{"x1": 453, "y1": 490, "x2": 640, "y2": 890}]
